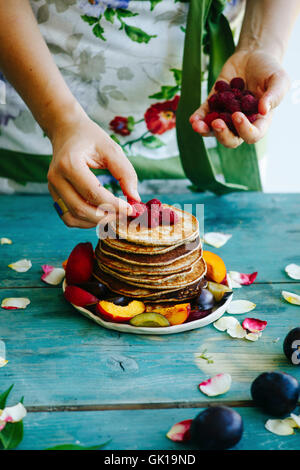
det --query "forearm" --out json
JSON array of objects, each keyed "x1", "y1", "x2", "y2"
[
  {"x1": 237, "y1": 0, "x2": 300, "y2": 61},
  {"x1": 0, "y1": 0, "x2": 84, "y2": 139}
]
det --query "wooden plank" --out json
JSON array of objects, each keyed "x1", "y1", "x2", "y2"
[
  {"x1": 17, "y1": 407, "x2": 300, "y2": 450},
  {"x1": 1, "y1": 193, "x2": 300, "y2": 287},
  {"x1": 1, "y1": 283, "x2": 299, "y2": 406}
]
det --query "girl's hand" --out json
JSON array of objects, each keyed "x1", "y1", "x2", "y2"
[
  {"x1": 47, "y1": 112, "x2": 140, "y2": 228},
  {"x1": 190, "y1": 50, "x2": 290, "y2": 148}
]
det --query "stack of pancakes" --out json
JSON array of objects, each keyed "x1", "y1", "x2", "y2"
[{"x1": 93, "y1": 204, "x2": 207, "y2": 303}]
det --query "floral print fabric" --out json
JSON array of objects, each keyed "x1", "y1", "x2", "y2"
[{"x1": 0, "y1": 0, "x2": 245, "y2": 191}]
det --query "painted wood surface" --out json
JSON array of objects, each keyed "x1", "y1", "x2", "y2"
[
  {"x1": 1, "y1": 193, "x2": 300, "y2": 450},
  {"x1": 18, "y1": 407, "x2": 300, "y2": 451}
]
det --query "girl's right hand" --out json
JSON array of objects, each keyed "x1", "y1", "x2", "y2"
[{"x1": 47, "y1": 111, "x2": 140, "y2": 228}]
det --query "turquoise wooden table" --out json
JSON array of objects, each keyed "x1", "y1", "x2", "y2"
[{"x1": 1, "y1": 193, "x2": 300, "y2": 450}]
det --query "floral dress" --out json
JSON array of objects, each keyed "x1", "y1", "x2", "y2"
[{"x1": 0, "y1": 0, "x2": 246, "y2": 194}]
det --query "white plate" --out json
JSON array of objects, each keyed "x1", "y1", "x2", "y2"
[{"x1": 62, "y1": 279, "x2": 233, "y2": 335}]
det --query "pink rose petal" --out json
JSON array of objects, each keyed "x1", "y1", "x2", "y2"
[
  {"x1": 242, "y1": 318, "x2": 267, "y2": 333},
  {"x1": 41, "y1": 265, "x2": 65, "y2": 285},
  {"x1": 228, "y1": 271, "x2": 258, "y2": 286},
  {"x1": 166, "y1": 419, "x2": 192, "y2": 442},
  {"x1": 199, "y1": 373, "x2": 232, "y2": 397}
]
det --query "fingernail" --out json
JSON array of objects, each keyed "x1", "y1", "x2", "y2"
[
  {"x1": 234, "y1": 115, "x2": 243, "y2": 124},
  {"x1": 213, "y1": 125, "x2": 223, "y2": 133}
]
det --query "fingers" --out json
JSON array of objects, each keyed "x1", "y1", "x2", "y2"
[
  {"x1": 231, "y1": 112, "x2": 272, "y2": 144},
  {"x1": 211, "y1": 119, "x2": 243, "y2": 148},
  {"x1": 103, "y1": 143, "x2": 140, "y2": 203},
  {"x1": 189, "y1": 101, "x2": 212, "y2": 136},
  {"x1": 48, "y1": 183, "x2": 96, "y2": 229},
  {"x1": 259, "y1": 70, "x2": 290, "y2": 116},
  {"x1": 58, "y1": 156, "x2": 133, "y2": 216}
]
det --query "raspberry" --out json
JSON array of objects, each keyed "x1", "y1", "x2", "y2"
[
  {"x1": 247, "y1": 114, "x2": 258, "y2": 124},
  {"x1": 208, "y1": 93, "x2": 221, "y2": 111},
  {"x1": 215, "y1": 80, "x2": 231, "y2": 92},
  {"x1": 147, "y1": 207, "x2": 160, "y2": 228},
  {"x1": 230, "y1": 77, "x2": 245, "y2": 90},
  {"x1": 233, "y1": 88, "x2": 243, "y2": 100},
  {"x1": 243, "y1": 90, "x2": 255, "y2": 97},
  {"x1": 241, "y1": 95, "x2": 258, "y2": 115},
  {"x1": 226, "y1": 98, "x2": 241, "y2": 114},
  {"x1": 204, "y1": 112, "x2": 220, "y2": 127},
  {"x1": 219, "y1": 112, "x2": 238, "y2": 136},
  {"x1": 130, "y1": 202, "x2": 147, "y2": 219},
  {"x1": 217, "y1": 91, "x2": 236, "y2": 111},
  {"x1": 146, "y1": 198, "x2": 162, "y2": 210},
  {"x1": 159, "y1": 208, "x2": 178, "y2": 226}
]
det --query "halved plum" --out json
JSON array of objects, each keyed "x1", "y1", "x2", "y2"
[
  {"x1": 65, "y1": 242, "x2": 94, "y2": 285},
  {"x1": 129, "y1": 312, "x2": 170, "y2": 327},
  {"x1": 97, "y1": 299, "x2": 145, "y2": 322}
]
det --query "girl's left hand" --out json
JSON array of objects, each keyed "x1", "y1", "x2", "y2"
[{"x1": 189, "y1": 50, "x2": 290, "y2": 148}]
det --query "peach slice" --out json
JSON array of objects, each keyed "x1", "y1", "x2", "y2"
[
  {"x1": 146, "y1": 303, "x2": 191, "y2": 326},
  {"x1": 65, "y1": 242, "x2": 94, "y2": 285},
  {"x1": 129, "y1": 312, "x2": 170, "y2": 327},
  {"x1": 97, "y1": 300, "x2": 145, "y2": 323},
  {"x1": 64, "y1": 285, "x2": 98, "y2": 307},
  {"x1": 203, "y1": 250, "x2": 226, "y2": 284}
]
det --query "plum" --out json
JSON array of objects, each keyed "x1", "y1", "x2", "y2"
[
  {"x1": 79, "y1": 281, "x2": 113, "y2": 299},
  {"x1": 251, "y1": 371, "x2": 300, "y2": 416},
  {"x1": 190, "y1": 406, "x2": 243, "y2": 450},
  {"x1": 129, "y1": 312, "x2": 170, "y2": 327},
  {"x1": 64, "y1": 285, "x2": 98, "y2": 307},
  {"x1": 194, "y1": 289, "x2": 215, "y2": 310},
  {"x1": 283, "y1": 328, "x2": 300, "y2": 366},
  {"x1": 187, "y1": 309, "x2": 212, "y2": 322},
  {"x1": 65, "y1": 242, "x2": 94, "y2": 285}
]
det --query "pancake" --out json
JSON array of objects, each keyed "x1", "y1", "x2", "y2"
[
  {"x1": 110, "y1": 204, "x2": 199, "y2": 246},
  {"x1": 95, "y1": 247, "x2": 201, "y2": 275},
  {"x1": 92, "y1": 268, "x2": 206, "y2": 302},
  {"x1": 98, "y1": 236, "x2": 201, "y2": 266},
  {"x1": 98, "y1": 257, "x2": 206, "y2": 290}
]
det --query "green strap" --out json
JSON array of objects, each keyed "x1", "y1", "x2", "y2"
[{"x1": 176, "y1": 0, "x2": 262, "y2": 194}]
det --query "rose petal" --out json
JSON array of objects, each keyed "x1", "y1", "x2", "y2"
[
  {"x1": 166, "y1": 419, "x2": 192, "y2": 442},
  {"x1": 213, "y1": 316, "x2": 239, "y2": 332},
  {"x1": 245, "y1": 332, "x2": 262, "y2": 342},
  {"x1": 285, "y1": 264, "x2": 300, "y2": 280},
  {"x1": 203, "y1": 232, "x2": 232, "y2": 248},
  {"x1": 228, "y1": 271, "x2": 257, "y2": 286},
  {"x1": 8, "y1": 259, "x2": 32, "y2": 273},
  {"x1": 227, "y1": 321, "x2": 247, "y2": 339},
  {"x1": 199, "y1": 373, "x2": 232, "y2": 397},
  {"x1": 0, "y1": 238, "x2": 12, "y2": 245},
  {"x1": 41, "y1": 265, "x2": 65, "y2": 285},
  {"x1": 242, "y1": 318, "x2": 267, "y2": 333},
  {"x1": 1, "y1": 298, "x2": 30, "y2": 310},
  {"x1": 0, "y1": 357, "x2": 8, "y2": 368},
  {"x1": 282, "y1": 290, "x2": 300, "y2": 306},
  {"x1": 0, "y1": 403, "x2": 27, "y2": 423},
  {"x1": 226, "y1": 300, "x2": 256, "y2": 315},
  {"x1": 265, "y1": 419, "x2": 295, "y2": 436}
]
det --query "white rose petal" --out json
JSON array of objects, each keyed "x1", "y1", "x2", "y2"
[
  {"x1": 0, "y1": 357, "x2": 8, "y2": 368},
  {"x1": 41, "y1": 265, "x2": 65, "y2": 285},
  {"x1": 265, "y1": 419, "x2": 295, "y2": 436},
  {"x1": 213, "y1": 316, "x2": 239, "y2": 332},
  {"x1": 282, "y1": 290, "x2": 300, "y2": 306},
  {"x1": 1, "y1": 298, "x2": 30, "y2": 309},
  {"x1": 285, "y1": 264, "x2": 300, "y2": 280},
  {"x1": 227, "y1": 273, "x2": 242, "y2": 288},
  {"x1": 0, "y1": 403, "x2": 27, "y2": 424},
  {"x1": 290, "y1": 414, "x2": 300, "y2": 428},
  {"x1": 227, "y1": 322, "x2": 247, "y2": 339},
  {"x1": 226, "y1": 300, "x2": 256, "y2": 315},
  {"x1": 0, "y1": 238, "x2": 12, "y2": 245},
  {"x1": 245, "y1": 332, "x2": 262, "y2": 342},
  {"x1": 8, "y1": 259, "x2": 32, "y2": 273},
  {"x1": 199, "y1": 373, "x2": 232, "y2": 397},
  {"x1": 203, "y1": 232, "x2": 232, "y2": 248}
]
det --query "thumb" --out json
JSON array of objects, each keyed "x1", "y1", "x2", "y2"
[
  {"x1": 106, "y1": 146, "x2": 141, "y2": 203},
  {"x1": 259, "y1": 70, "x2": 290, "y2": 115}
]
